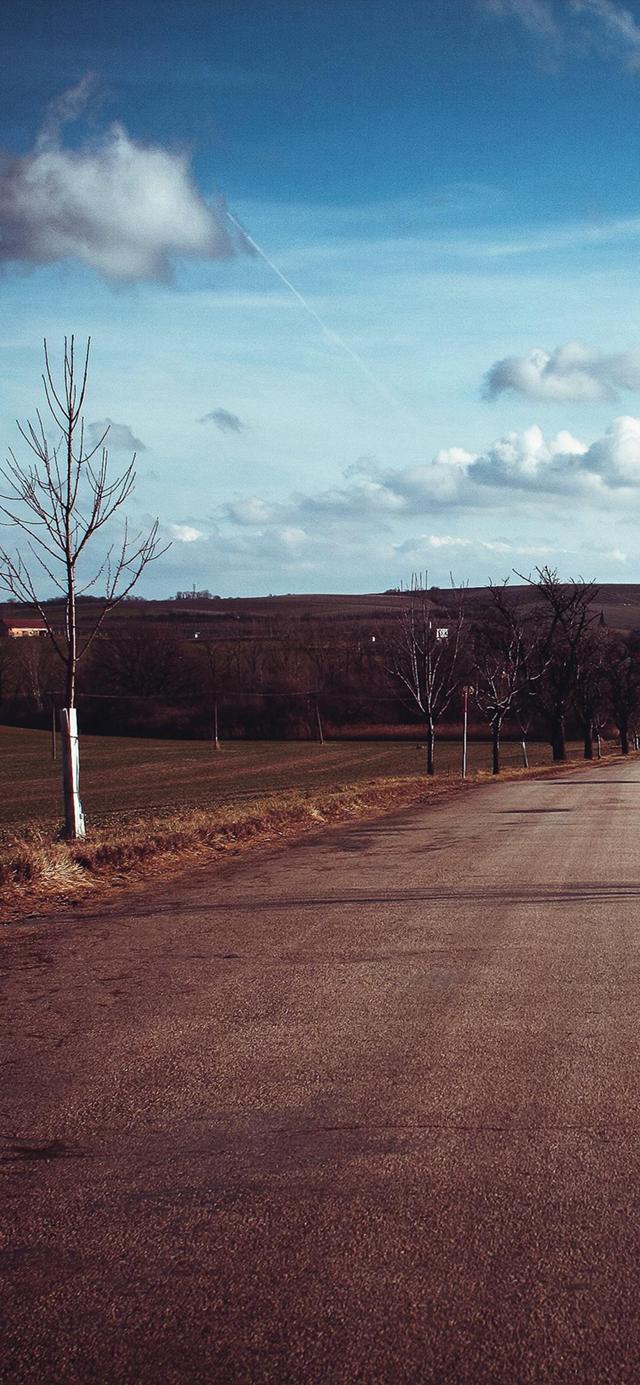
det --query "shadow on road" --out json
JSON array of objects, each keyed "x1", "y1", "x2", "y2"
[
  {"x1": 191, "y1": 882, "x2": 640, "y2": 912},
  {"x1": 531, "y1": 778, "x2": 640, "y2": 784}
]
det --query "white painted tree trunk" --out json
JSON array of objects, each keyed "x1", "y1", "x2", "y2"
[{"x1": 60, "y1": 708, "x2": 85, "y2": 839}]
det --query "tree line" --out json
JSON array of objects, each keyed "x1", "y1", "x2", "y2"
[
  {"x1": 2, "y1": 567, "x2": 640, "y2": 773},
  {"x1": 387, "y1": 568, "x2": 640, "y2": 775}
]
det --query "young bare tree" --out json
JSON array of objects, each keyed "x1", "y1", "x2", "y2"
[
  {"x1": 385, "y1": 581, "x2": 467, "y2": 775},
  {"x1": 0, "y1": 336, "x2": 167, "y2": 837}
]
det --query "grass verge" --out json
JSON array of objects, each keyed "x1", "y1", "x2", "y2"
[{"x1": 0, "y1": 747, "x2": 630, "y2": 924}]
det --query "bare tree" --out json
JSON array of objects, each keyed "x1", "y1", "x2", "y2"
[
  {"x1": 385, "y1": 582, "x2": 467, "y2": 775},
  {"x1": 518, "y1": 567, "x2": 599, "y2": 762},
  {"x1": 0, "y1": 336, "x2": 167, "y2": 837},
  {"x1": 572, "y1": 624, "x2": 609, "y2": 759},
  {"x1": 472, "y1": 581, "x2": 550, "y2": 774},
  {"x1": 603, "y1": 634, "x2": 640, "y2": 756}
]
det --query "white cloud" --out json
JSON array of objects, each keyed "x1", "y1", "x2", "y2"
[
  {"x1": 292, "y1": 451, "x2": 478, "y2": 520},
  {"x1": 276, "y1": 525, "x2": 308, "y2": 550},
  {"x1": 484, "y1": 341, "x2": 640, "y2": 402},
  {"x1": 470, "y1": 423, "x2": 595, "y2": 492},
  {"x1": 225, "y1": 497, "x2": 280, "y2": 526},
  {"x1": 88, "y1": 418, "x2": 146, "y2": 451},
  {"x1": 219, "y1": 419, "x2": 640, "y2": 554},
  {"x1": 168, "y1": 524, "x2": 206, "y2": 543},
  {"x1": 0, "y1": 81, "x2": 245, "y2": 282},
  {"x1": 434, "y1": 446, "x2": 478, "y2": 466},
  {"x1": 582, "y1": 415, "x2": 640, "y2": 485},
  {"x1": 395, "y1": 532, "x2": 563, "y2": 559},
  {"x1": 404, "y1": 533, "x2": 511, "y2": 552},
  {"x1": 299, "y1": 477, "x2": 406, "y2": 517},
  {"x1": 469, "y1": 417, "x2": 640, "y2": 492}
]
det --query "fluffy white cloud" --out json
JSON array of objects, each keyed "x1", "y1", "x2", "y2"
[
  {"x1": 225, "y1": 497, "x2": 280, "y2": 525},
  {"x1": 0, "y1": 81, "x2": 244, "y2": 282},
  {"x1": 88, "y1": 418, "x2": 146, "y2": 451},
  {"x1": 583, "y1": 415, "x2": 640, "y2": 485},
  {"x1": 470, "y1": 423, "x2": 593, "y2": 491},
  {"x1": 168, "y1": 524, "x2": 206, "y2": 543},
  {"x1": 292, "y1": 451, "x2": 477, "y2": 520},
  {"x1": 220, "y1": 419, "x2": 640, "y2": 556},
  {"x1": 300, "y1": 477, "x2": 407, "y2": 516},
  {"x1": 434, "y1": 446, "x2": 477, "y2": 466},
  {"x1": 395, "y1": 533, "x2": 563, "y2": 560},
  {"x1": 469, "y1": 416, "x2": 640, "y2": 491},
  {"x1": 276, "y1": 525, "x2": 308, "y2": 550},
  {"x1": 399, "y1": 533, "x2": 511, "y2": 553},
  {"x1": 484, "y1": 342, "x2": 640, "y2": 402}
]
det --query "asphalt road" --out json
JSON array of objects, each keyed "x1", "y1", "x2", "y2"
[{"x1": 3, "y1": 760, "x2": 640, "y2": 1384}]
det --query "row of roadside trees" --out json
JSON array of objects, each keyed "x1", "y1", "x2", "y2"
[{"x1": 387, "y1": 569, "x2": 640, "y2": 776}]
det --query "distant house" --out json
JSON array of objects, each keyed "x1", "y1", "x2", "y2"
[
  {"x1": 0, "y1": 615, "x2": 48, "y2": 638},
  {"x1": 435, "y1": 626, "x2": 449, "y2": 641}
]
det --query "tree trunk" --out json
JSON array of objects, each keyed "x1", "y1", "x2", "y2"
[
  {"x1": 583, "y1": 723, "x2": 593, "y2": 760},
  {"x1": 551, "y1": 715, "x2": 566, "y2": 762},
  {"x1": 521, "y1": 737, "x2": 529, "y2": 769},
  {"x1": 620, "y1": 722, "x2": 629, "y2": 755},
  {"x1": 492, "y1": 721, "x2": 500, "y2": 775},
  {"x1": 60, "y1": 707, "x2": 85, "y2": 839},
  {"x1": 65, "y1": 491, "x2": 77, "y2": 708},
  {"x1": 426, "y1": 722, "x2": 435, "y2": 776}
]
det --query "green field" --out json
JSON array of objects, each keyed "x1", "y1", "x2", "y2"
[{"x1": 0, "y1": 726, "x2": 593, "y2": 835}]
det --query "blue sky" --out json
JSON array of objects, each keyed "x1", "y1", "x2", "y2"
[{"x1": 2, "y1": 0, "x2": 640, "y2": 595}]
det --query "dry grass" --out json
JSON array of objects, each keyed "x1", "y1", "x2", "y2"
[{"x1": 0, "y1": 744, "x2": 629, "y2": 923}]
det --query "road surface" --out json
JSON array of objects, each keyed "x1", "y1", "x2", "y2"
[{"x1": 3, "y1": 760, "x2": 640, "y2": 1383}]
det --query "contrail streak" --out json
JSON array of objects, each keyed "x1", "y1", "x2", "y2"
[{"x1": 227, "y1": 209, "x2": 408, "y2": 413}]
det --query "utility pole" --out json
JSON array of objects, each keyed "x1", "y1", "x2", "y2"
[{"x1": 314, "y1": 696, "x2": 324, "y2": 745}]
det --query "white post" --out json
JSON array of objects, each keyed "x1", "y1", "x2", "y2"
[
  {"x1": 213, "y1": 698, "x2": 220, "y2": 751},
  {"x1": 462, "y1": 686, "x2": 468, "y2": 779},
  {"x1": 60, "y1": 707, "x2": 85, "y2": 839}
]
